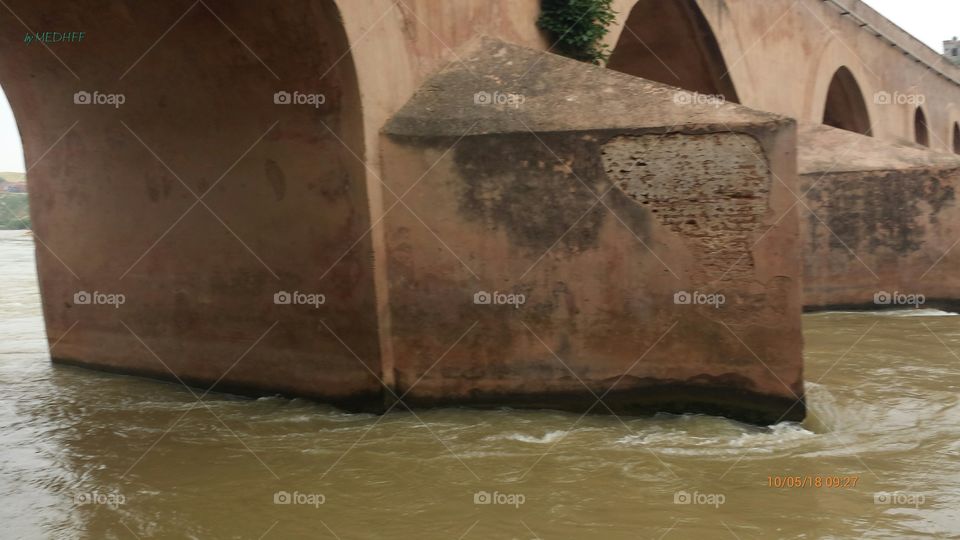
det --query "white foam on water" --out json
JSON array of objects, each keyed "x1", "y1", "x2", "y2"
[
  {"x1": 485, "y1": 429, "x2": 568, "y2": 444},
  {"x1": 614, "y1": 419, "x2": 816, "y2": 457},
  {"x1": 728, "y1": 422, "x2": 815, "y2": 448},
  {"x1": 254, "y1": 395, "x2": 287, "y2": 402},
  {"x1": 885, "y1": 309, "x2": 958, "y2": 317},
  {"x1": 818, "y1": 308, "x2": 958, "y2": 317}
]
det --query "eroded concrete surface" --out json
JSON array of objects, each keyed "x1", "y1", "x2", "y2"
[
  {"x1": 603, "y1": 133, "x2": 770, "y2": 281},
  {"x1": 799, "y1": 124, "x2": 960, "y2": 310}
]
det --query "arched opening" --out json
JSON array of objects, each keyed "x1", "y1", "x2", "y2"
[
  {"x1": 822, "y1": 67, "x2": 872, "y2": 136},
  {"x1": 0, "y1": 85, "x2": 26, "y2": 230},
  {"x1": 952, "y1": 122, "x2": 959, "y2": 154},
  {"x1": 915, "y1": 107, "x2": 930, "y2": 147},
  {"x1": 607, "y1": 0, "x2": 739, "y2": 103},
  {"x1": 0, "y1": 1, "x2": 381, "y2": 406}
]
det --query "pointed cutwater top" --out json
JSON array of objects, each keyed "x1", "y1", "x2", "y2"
[
  {"x1": 384, "y1": 36, "x2": 791, "y2": 138},
  {"x1": 799, "y1": 123, "x2": 960, "y2": 174}
]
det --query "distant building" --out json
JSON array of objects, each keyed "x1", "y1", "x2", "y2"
[
  {"x1": 946, "y1": 36, "x2": 960, "y2": 65},
  {"x1": 3, "y1": 183, "x2": 26, "y2": 193}
]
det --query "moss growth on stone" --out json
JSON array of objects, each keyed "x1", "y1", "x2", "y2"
[{"x1": 537, "y1": 0, "x2": 616, "y2": 65}]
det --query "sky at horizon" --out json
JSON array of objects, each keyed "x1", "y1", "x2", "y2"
[
  {"x1": 0, "y1": 2, "x2": 955, "y2": 174},
  {"x1": 0, "y1": 87, "x2": 23, "y2": 173},
  {"x1": 864, "y1": 0, "x2": 959, "y2": 53}
]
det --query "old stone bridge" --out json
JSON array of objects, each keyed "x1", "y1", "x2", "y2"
[{"x1": 2, "y1": 0, "x2": 959, "y2": 424}]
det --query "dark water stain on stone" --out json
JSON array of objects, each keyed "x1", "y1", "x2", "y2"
[
  {"x1": 806, "y1": 168, "x2": 956, "y2": 253},
  {"x1": 145, "y1": 171, "x2": 174, "y2": 202},
  {"x1": 453, "y1": 132, "x2": 611, "y2": 253},
  {"x1": 264, "y1": 159, "x2": 286, "y2": 201},
  {"x1": 145, "y1": 175, "x2": 161, "y2": 203},
  {"x1": 318, "y1": 168, "x2": 351, "y2": 202}
]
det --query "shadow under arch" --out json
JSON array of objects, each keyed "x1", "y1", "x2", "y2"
[
  {"x1": 822, "y1": 66, "x2": 872, "y2": 136},
  {"x1": 915, "y1": 106, "x2": 930, "y2": 147},
  {"x1": 954, "y1": 122, "x2": 960, "y2": 154},
  {"x1": 606, "y1": 0, "x2": 739, "y2": 103},
  {"x1": 0, "y1": 1, "x2": 384, "y2": 408}
]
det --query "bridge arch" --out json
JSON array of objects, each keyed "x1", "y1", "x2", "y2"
[
  {"x1": 606, "y1": 0, "x2": 739, "y2": 102},
  {"x1": 820, "y1": 66, "x2": 872, "y2": 136},
  {"x1": 0, "y1": 1, "x2": 385, "y2": 402},
  {"x1": 914, "y1": 106, "x2": 930, "y2": 147},
  {"x1": 806, "y1": 37, "x2": 878, "y2": 134}
]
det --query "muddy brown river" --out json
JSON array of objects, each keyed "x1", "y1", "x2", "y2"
[{"x1": 1, "y1": 230, "x2": 958, "y2": 539}]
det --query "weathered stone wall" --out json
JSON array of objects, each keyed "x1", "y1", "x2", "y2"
[
  {"x1": 799, "y1": 125, "x2": 960, "y2": 309},
  {"x1": 602, "y1": 133, "x2": 770, "y2": 281},
  {"x1": 381, "y1": 133, "x2": 803, "y2": 423},
  {"x1": 381, "y1": 39, "x2": 804, "y2": 424}
]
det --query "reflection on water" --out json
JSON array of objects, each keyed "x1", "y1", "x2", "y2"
[{"x1": 1, "y1": 230, "x2": 959, "y2": 539}]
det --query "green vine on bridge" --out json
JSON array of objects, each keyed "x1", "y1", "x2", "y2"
[{"x1": 537, "y1": 0, "x2": 617, "y2": 65}]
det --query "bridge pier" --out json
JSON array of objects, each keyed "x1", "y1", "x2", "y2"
[
  {"x1": 799, "y1": 124, "x2": 960, "y2": 311},
  {"x1": 1, "y1": 0, "x2": 385, "y2": 409},
  {"x1": 379, "y1": 38, "x2": 804, "y2": 424}
]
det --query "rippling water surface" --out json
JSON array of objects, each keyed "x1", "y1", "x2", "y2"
[{"x1": 1, "y1": 230, "x2": 959, "y2": 539}]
